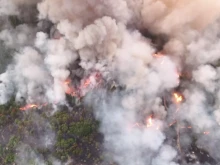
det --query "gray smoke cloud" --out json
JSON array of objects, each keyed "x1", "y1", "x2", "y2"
[{"x1": 1, "y1": 0, "x2": 220, "y2": 165}]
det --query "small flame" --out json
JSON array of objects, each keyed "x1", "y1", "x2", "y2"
[
  {"x1": 204, "y1": 131, "x2": 210, "y2": 135},
  {"x1": 80, "y1": 72, "x2": 102, "y2": 89},
  {"x1": 63, "y1": 72, "x2": 102, "y2": 98},
  {"x1": 20, "y1": 104, "x2": 38, "y2": 111},
  {"x1": 64, "y1": 79, "x2": 71, "y2": 85},
  {"x1": 173, "y1": 92, "x2": 183, "y2": 103},
  {"x1": 153, "y1": 53, "x2": 165, "y2": 64},
  {"x1": 80, "y1": 77, "x2": 92, "y2": 89},
  {"x1": 63, "y1": 79, "x2": 78, "y2": 97},
  {"x1": 146, "y1": 116, "x2": 153, "y2": 128},
  {"x1": 153, "y1": 52, "x2": 164, "y2": 58}
]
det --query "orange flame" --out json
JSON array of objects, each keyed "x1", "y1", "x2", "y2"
[
  {"x1": 146, "y1": 116, "x2": 153, "y2": 128},
  {"x1": 63, "y1": 79, "x2": 79, "y2": 97},
  {"x1": 80, "y1": 78, "x2": 91, "y2": 89},
  {"x1": 19, "y1": 104, "x2": 38, "y2": 111},
  {"x1": 63, "y1": 72, "x2": 102, "y2": 98},
  {"x1": 80, "y1": 72, "x2": 102, "y2": 89},
  {"x1": 153, "y1": 52, "x2": 164, "y2": 58},
  {"x1": 173, "y1": 92, "x2": 183, "y2": 103},
  {"x1": 128, "y1": 115, "x2": 155, "y2": 131},
  {"x1": 20, "y1": 72, "x2": 103, "y2": 111},
  {"x1": 203, "y1": 131, "x2": 210, "y2": 135}
]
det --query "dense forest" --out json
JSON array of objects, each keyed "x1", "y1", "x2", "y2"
[{"x1": 0, "y1": 96, "x2": 106, "y2": 165}]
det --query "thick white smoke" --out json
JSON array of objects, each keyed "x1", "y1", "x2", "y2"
[
  {"x1": 16, "y1": 144, "x2": 61, "y2": 165},
  {"x1": 1, "y1": 0, "x2": 220, "y2": 165}
]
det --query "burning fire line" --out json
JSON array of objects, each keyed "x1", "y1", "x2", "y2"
[
  {"x1": 19, "y1": 104, "x2": 39, "y2": 111},
  {"x1": 20, "y1": 70, "x2": 212, "y2": 136},
  {"x1": 20, "y1": 72, "x2": 103, "y2": 111},
  {"x1": 19, "y1": 102, "x2": 50, "y2": 111}
]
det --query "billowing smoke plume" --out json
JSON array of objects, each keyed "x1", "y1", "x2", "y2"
[{"x1": 1, "y1": 0, "x2": 220, "y2": 165}]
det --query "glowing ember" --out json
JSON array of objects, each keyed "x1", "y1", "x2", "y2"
[
  {"x1": 19, "y1": 104, "x2": 38, "y2": 111},
  {"x1": 180, "y1": 126, "x2": 192, "y2": 129},
  {"x1": 169, "y1": 121, "x2": 177, "y2": 127},
  {"x1": 173, "y1": 92, "x2": 183, "y2": 103},
  {"x1": 132, "y1": 123, "x2": 141, "y2": 129}
]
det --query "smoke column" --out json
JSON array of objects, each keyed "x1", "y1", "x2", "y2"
[{"x1": 1, "y1": 0, "x2": 220, "y2": 164}]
